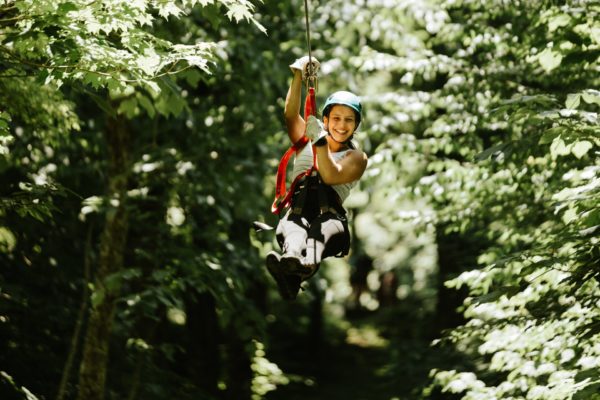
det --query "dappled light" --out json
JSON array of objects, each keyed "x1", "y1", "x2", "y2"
[{"x1": 0, "y1": 0, "x2": 598, "y2": 399}]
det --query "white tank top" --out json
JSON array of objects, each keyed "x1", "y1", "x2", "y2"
[{"x1": 290, "y1": 142, "x2": 358, "y2": 203}]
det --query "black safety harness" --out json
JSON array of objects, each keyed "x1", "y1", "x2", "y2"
[{"x1": 270, "y1": 0, "x2": 350, "y2": 259}]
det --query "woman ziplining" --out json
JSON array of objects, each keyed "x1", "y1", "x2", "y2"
[
  {"x1": 263, "y1": 0, "x2": 368, "y2": 300},
  {"x1": 265, "y1": 53, "x2": 368, "y2": 300}
]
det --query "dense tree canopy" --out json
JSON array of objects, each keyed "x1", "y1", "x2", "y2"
[{"x1": 1, "y1": 0, "x2": 598, "y2": 399}]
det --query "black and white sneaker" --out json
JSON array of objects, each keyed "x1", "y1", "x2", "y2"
[
  {"x1": 281, "y1": 254, "x2": 318, "y2": 281},
  {"x1": 266, "y1": 251, "x2": 299, "y2": 300}
]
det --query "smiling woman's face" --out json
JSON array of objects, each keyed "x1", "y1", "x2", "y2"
[{"x1": 324, "y1": 104, "x2": 356, "y2": 142}]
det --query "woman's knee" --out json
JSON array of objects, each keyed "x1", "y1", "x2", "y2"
[
  {"x1": 319, "y1": 219, "x2": 345, "y2": 240},
  {"x1": 306, "y1": 217, "x2": 343, "y2": 243}
]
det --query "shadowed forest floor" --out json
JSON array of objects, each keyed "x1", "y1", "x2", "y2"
[{"x1": 265, "y1": 304, "x2": 445, "y2": 400}]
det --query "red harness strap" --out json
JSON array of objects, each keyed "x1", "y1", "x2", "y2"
[
  {"x1": 271, "y1": 87, "x2": 318, "y2": 215},
  {"x1": 304, "y1": 86, "x2": 316, "y2": 119}
]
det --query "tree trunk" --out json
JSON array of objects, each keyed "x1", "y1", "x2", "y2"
[
  {"x1": 56, "y1": 223, "x2": 94, "y2": 400},
  {"x1": 432, "y1": 226, "x2": 484, "y2": 336},
  {"x1": 223, "y1": 331, "x2": 252, "y2": 400},
  {"x1": 221, "y1": 218, "x2": 265, "y2": 400},
  {"x1": 77, "y1": 111, "x2": 130, "y2": 400},
  {"x1": 184, "y1": 292, "x2": 221, "y2": 397},
  {"x1": 125, "y1": 349, "x2": 144, "y2": 400}
]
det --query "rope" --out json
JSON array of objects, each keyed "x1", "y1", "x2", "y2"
[{"x1": 303, "y1": 0, "x2": 316, "y2": 88}]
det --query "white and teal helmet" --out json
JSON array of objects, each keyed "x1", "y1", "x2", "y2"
[{"x1": 321, "y1": 91, "x2": 362, "y2": 128}]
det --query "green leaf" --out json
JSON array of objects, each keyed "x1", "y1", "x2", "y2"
[
  {"x1": 104, "y1": 273, "x2": 122, "y2": 293},
  {"x1": 118, "y1": 98, "x2": 139, "y2": 118},
  {"x1": 548, "y1": 14, "x2": 571, "y2": 32},
  {"x1": 562, "y1": 206, "x2": 578, "y2": 224},
  {"x1": 550, "y1": 136, "x2": 571, "y2": 159},
  {"x1": 155, "y1": 2, "x2": 183, "y2": 19},
  {"x1": 83, "y1": 72, "x2": 102, "y2": 89},
  {"x1": 472, "y1": 286, "x2": 521, "y2": 304},
  {"x1": 581, "y1": 90, "x2": 600, "y2": 107},
  {"x1": 591, "y1": 24, "x2": 600, "y2": 44},
  {"x1": 0, "y1": 119, "x2": 8, "y2": 132},
  {"x1": 539, "y1": 126, "x2": 565, "y2": 144},
  {"x1": 155, "y1": 93, "x2": 186, "y2": 117},
  {"x1": 143, "y1": 80, "x2": 161, "y2": 97},
  {"x1": 0, "y1": 227, "x2": 17, "y2": 252},
  {"x1": 0, "y1": 111, "x2": 11, "y2": 143},
  {"x1": 36, "y1": 69, "x2": 50, "y2": 86},
  {"x1": 538, "y1": 48, "x2": 563, "y2": 73},
  {"x1": 474, "y1": 143, "x2": 510, "y2": 162},
  {"x1": 559, "y1": 40, "x2": 574, "y2": 51},
  {"x1": 58, "y1": 2, "x2": 77, "y2": 13},
  {"x1": 571, "y1": 140, "x2": 593, "y2": 159},
  {"x1": 137, "y1": 94, "x2": 155, "y2": 118},
  {"x1": 183, "y1": 69, "x2": 203, "y2": 87},
  {"x1": 584, "y1": 209, "x2": 600, "y2": 229},
  {"x1": 227, "y1": 4, "x2": 249, "y2": 22},
  {"x1": 573, "y1": 382, "x2": 600, "y2": 400},
  {"x1": 566, "y1": 93, "x2": 581, "y2": 109},
  {"x1": 0, "y1": 371, "x2": 40, "y2": 399},
  {"x1": 500, "y1": 94, "x2": 556, "y2": 107},
  {"x1": 91, "y1": 288, "x2": 105, "y2": 309},
  {"x1": 578, "y1": 319, "x2": 600, "y2": 339},
  {"x1": 576, "y1": 369, "x2": 599, "y2": 383}
]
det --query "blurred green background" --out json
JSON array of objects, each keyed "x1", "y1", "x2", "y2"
[{"x1": 1, "y1": 0, "x2": 599, "y2": 399}]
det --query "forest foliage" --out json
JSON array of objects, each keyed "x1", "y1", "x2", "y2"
[
  {"x1": 1, "y1": 0, "x2": 599, "y2": 399},
  {"x1": 420, "y1": 1, "x2": 600, "y2": 399},
  {"x1": 322, "y1": 0, "x2": 599, "y2": 398}
]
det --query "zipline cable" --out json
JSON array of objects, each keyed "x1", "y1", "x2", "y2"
[
  {"x1": 302, "y1": 0, "x2": 317, "y2": 119},
  {"x1": 303, "y1": 0, "x2": 315, "y2": 87}
]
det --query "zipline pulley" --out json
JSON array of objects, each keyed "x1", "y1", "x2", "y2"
[{"x1": 303, "y1": 0, "x2": 317, "y2": 91}]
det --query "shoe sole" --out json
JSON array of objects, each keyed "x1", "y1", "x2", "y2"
[
  {"x1": 281, "y1": 255, "x2": 315, "y2": 280},
  {"x1": 266, "y1": 253, "x2": 295, "y2": 300}
]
